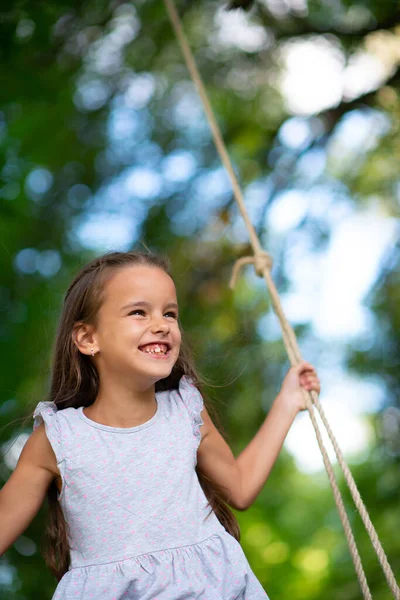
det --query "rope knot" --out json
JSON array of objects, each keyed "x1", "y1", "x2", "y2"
[
  {"x1": 254, "y1": 251, "x2": 273, "y2": 276},
  {"x1": 229, "y1": 251, "x2": 273, "y2": 289}
]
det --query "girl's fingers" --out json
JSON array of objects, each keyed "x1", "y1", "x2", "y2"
[
  {"x1": 301, "y1": 375, "x2": 320, "y2": 391},
  {"x1": 297, "y1": 362, "x2": 314, "y2": 375},
  {"x1": 300, "y1": 374, "x2": 319, "y2": 385},
  {"x1": 296, "y1": 362, "x2": 321, "y2": 393}
]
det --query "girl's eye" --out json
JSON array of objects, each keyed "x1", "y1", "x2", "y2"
[
  {"x1": 165, "y1": 311, "x2": 178, "y2": 319},
  {"x1": 128, "y1": 310, "x2": 178, "y2": 319}
]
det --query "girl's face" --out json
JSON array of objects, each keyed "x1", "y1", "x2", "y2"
[{"x1": 92, "y1": 265, "x2": 182, "y2": 387}]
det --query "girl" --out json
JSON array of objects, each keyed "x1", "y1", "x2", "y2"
[{"x1": 0, "y1": 250, "x2": 320, "y2": 599}]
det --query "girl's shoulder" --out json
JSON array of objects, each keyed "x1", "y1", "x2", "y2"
[
  {"x1": 32, "y1": 401, "x2": 78, "y2": 465},
  {"x1": 26, "y1": 421, "x2": 60, "y2": 478},
  {"x1": 33, "y1": 401, "x2": 77, "y2": 429}
]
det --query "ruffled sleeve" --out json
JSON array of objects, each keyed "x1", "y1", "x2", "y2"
[
  {"x1": 178, "y1": 375, "x2": 204, "y2": 450},
  {"x1": 33, "y1": 401, "x2": 63, "y2": 464}
]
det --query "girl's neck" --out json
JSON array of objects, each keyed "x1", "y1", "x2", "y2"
[{"x1": 84, "y1": 376, "x2": 157, "y2": 428}]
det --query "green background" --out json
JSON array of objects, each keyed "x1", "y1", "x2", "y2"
[{"x1": 0, "y1": 1, "x2": 399, "y2": 598}]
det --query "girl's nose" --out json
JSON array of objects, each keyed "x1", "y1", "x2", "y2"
[{"x1": 151, "y1": 318, "x2": 170, "y2": 333}]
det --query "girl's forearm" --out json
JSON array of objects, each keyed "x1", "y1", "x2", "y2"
[{"x1": 235, "y1": 394, "x2": 299, "y2": 510}]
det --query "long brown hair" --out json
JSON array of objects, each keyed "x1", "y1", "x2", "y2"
[{"x1": 44, "y1": 250, "x2": 240, "y2": 581}]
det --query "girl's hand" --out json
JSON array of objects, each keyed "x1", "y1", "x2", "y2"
[{"x1": 277, "y1": 361, "x2": 321, "y2": 412}]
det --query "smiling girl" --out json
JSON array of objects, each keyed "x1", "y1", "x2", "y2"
[{"x1": 0, "y1": 250, "x2": 320, "y2": 599}]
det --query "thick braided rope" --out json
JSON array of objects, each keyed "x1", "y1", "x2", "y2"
[
  {"x1": 163, "y1": 1, "x2": 400, "y2": 598},
  {"x1": 311, "y1": 390, "x2": 400, "y2": 600}
]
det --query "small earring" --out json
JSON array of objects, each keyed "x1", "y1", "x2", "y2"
[{"x1": 91, "y1": 347, "x2": 95, "y2": 356}]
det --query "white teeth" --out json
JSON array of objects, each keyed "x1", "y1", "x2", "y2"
[{"x1": 142, "y1": 344, "x2": 168, "y2": 355}]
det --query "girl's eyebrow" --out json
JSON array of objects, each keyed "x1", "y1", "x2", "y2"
[{"x1": 121, "y1": 301, "x2": 179, "y2": 312}]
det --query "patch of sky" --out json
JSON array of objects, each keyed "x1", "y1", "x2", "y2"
[
  {"x1": 280, "y1": 37, "x2": 344, "y2": 115},
  {"x1": 74, "y1": 77, "x2": 111, "y2": 111},
  {"x1": 14, "y1": 248, "x2": 62, "y2": 278},
  {"x1": 295, "y1": 148, "x2": 326, "y2": 183},
  {"x1": 0, "y1": 563, "x2": 16, "y2": 588},
  {"x1": 106, "y1": 104, "x2": 155, "y2": 164},
  {"x1": 278, "y1": 117, "x2": 314, "y2": 151},
  {"x1": 285, "y1": 368, "x2": 385, "y2": 473},
  {"x1": 108, "y1": 105, "x2": 142, "y2": 141},
  {"x1": 109, "y1": 105, "x2": 154, "y2": 152},
  {"x1": 328, "y1": 109, "x2": 390, "y2": 162},
  {"x1": 192, "y1": 167, "x2": 232, "y2": 202},
  {"x1": 169, "y1": 210, "x2": 198, "y2": 237},
  {"x1": 2, "y1": 432, "x2": 30, "y2": 470},
  {"x1": 230, "y1": 216, "x2": 252, "y2": 244},
  {"x1": 131, "y1": 141, "x2": 164, "y2": 169},
  {"x1": 343, "y1": 51, "x2": 388, "y2": 100},
  {"x1": 86, "y1": 178, "x2": 124, "y2": 209},
  {"x1": 282, "y1": 290, "x2": 317, "y2": 325},
  {"x1": 271, "y1": 196, "x2": 396, "y2": 341},
  {"x1": 110, "y1": 3, "x2": 140, "y2": 44},
  {"x1": 162, "y1": 150, "x2": 197, "y2": 183},
  {"x1": 86, "y1": 4, "x2": 140, "y2": 76},
  {"x1": 212, "y1": 6, "x2": 270, "y2": 53},
  {"x1": 307, "y1": 186, "x2": 352, "y2": 221},
  {"x1": 69, "y1": 212, "x2": 140, "y2": 252},
  {"x1": 168, "y1": 167, "x2": 232, "y2": 236},
  {"x1": 122, "y1": 72, "x2": 156, "y2": 110},
  {"x1": 25, "y1": 167, "x2": 53, "y2": 200},
  {"x1": 265, "y1": 0, "x2": 307, "y2": 18},
  {"x1": 199, "y1": 178, "x2": 271, "y2": 245},
  {"x1": 69, "y1": 162, "x2": 163, "y2": 251},
  {"x1": 257, "y1": 311, "x2": 286, "y2": 342},
  {"x1": 281, "y1": 34, "x2": 396, "y2": 116},
  {"x1": 267, "y1": 189, "x2": 309, "y2": 233},
  {"x1": 282, "y1": 245, "x2": 325, "y2": 328},
  {"x1": 167, "y1": 84, "x2": 210, "y2": 142},
  {"x1": 314, "y1": 212, "x2": 398, "y2": 338},
  {"x1": 243, "y1": 179, "x2": 272, "y2": 225},
  {"x1": 125, "y1": 166, "x2": 162, "y2": 200}
]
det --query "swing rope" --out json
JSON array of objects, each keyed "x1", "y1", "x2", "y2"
[{"x1": 163, "y1": 1, "x2": 400, "y2": 598}]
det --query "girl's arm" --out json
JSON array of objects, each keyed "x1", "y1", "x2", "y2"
[
  {"x1": 197, "y1": 362, "x2": 320, "y2": 510},
  {"x1": 0, "y1": 424, "x2": 57, "y2": 556}
]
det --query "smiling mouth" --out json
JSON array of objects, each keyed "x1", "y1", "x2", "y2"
[{"x1": 138, "y1": 343, "x2": 171, "y2": 357}]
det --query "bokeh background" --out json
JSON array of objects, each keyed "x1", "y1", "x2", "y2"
[{"x1": 1, "y1": 0, "x2": 400, "y2": 598}]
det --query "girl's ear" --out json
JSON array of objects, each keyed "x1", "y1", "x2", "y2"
[{"x1": 72, "y1": 322, "x2": 99, "y2": 356}]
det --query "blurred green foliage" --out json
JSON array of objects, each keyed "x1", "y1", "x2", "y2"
[{"x1": 1, "y1": 0, "x2": 400, "y2": 598}]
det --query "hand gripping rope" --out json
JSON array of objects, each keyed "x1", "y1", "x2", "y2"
[{"x1": 163, "y1": 1, "x2": 400, "y2": 598}]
